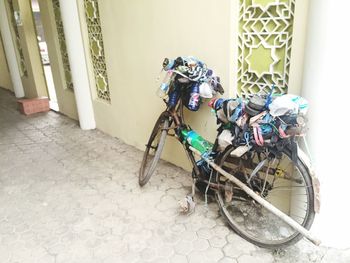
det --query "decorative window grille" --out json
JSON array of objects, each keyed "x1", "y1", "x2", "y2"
[
  {"x1": 237, "y1": 0, "x2": 296, "y2": 96},
  {"x1": 83, "y1": 0, "x2": 111, "y2": 102},
  {"x1": 52, "y1": 0, "x2": 74, "y2": 90},
  {"x1": 7, "y1": 0, "x2": 27, "y2": 77}
]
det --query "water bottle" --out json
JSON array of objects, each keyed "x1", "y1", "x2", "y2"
[
  {"x1": 187, "y1": 83, "x2": 200, "y2": 111},
  {"x1": 156, "y1": 71, "x2": 173, "y2": 98},
  {"x1": 181, "y1": 129, "x2": 213, "y2": 154},
  {"x1": 168, "y1": 88, "x2": 179, "y2": 108}
]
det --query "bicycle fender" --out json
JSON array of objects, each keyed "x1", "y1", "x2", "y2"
[{"x1": 298, "y1": 148, "x2": 321, "y2": 214}]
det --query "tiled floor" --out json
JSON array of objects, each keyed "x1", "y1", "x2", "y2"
[{"x1": 0, "y1": 88, "x2": 349, "y2": 263}]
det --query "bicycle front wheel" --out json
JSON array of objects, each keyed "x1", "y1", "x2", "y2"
[
  {"x1": 215, "y1": 146, "x2": 315, "y2": 248},
  {"x1": 139, "y1": 112, "x2": 169, "y2": 186}
]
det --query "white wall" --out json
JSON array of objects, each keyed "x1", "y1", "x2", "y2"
[
  {"x1": 0, "y1": 0, "x2": 24, "y2": 97},
  {"x1": 302, "y1": 0, "x2": 350, "y2": 249},
  {"x1": 59, "y1": 0, "x2": 95, "y2": 129}
]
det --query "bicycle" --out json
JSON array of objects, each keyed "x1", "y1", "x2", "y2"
[{"x1": 139, "y1": 57, "x2": 319, "y2": 248}]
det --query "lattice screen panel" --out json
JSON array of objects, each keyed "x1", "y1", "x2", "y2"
[
  {"x1": 52, "y1": 0, "x2": 74, "y2": 91},
  {"x1": 237, "y1": 0, "x2": 295, "y2": 97},
  {"x1": 7, "y1": 0, "x2": 27, "y2": 77},
  {"x1": 83, "y1": 0, "x2": 110, "y2": 102}
]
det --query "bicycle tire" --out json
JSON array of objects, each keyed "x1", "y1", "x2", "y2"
[
  {"x1": 139, "y1": 113, "x2": 169, "y2": 186},
  {"x1": 214, "y1": 146, "x2": 315, "y2": 248}
]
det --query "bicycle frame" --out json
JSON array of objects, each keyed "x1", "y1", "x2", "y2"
[
  {"x1": 165, "y1": 97, "x2": 202, "y2": 180},
  {"x1": 161, "y1": 84, "x2": 321, "y2": 246}
]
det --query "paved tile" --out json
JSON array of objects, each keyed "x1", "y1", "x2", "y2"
[{"x1": 0, "y1": 88, "x2": 348, "y2": 262}]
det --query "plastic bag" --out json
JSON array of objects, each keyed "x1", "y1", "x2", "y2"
[
  {"x1": 269, "y1": 94, "x2": 308, "y2": 116},
  {"x1": 217, "y1": 129, "x2": 234, "y2": 151}
]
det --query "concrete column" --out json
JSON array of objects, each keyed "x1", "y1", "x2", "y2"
[
  {"x1": 58, "y1": 0, "x2": 95, "y2": 130},
  {"x1": 0, "y1": 0, "x2": 25, "y2": 98},
  {"x1": 302, "y1": 0, "x2": 350, "y2": 249}
]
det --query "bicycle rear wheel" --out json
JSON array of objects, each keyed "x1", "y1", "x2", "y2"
[
  {"x1": 215, "y1": 146, "x2": 315, "y2": 248},
  {"x1": 139, "y1": 112, "x2": 169, "y2": 186}
]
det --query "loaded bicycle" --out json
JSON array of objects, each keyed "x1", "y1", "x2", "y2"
[{"x1": 139, "y1": 56, "x2": 320, "y2": 248}]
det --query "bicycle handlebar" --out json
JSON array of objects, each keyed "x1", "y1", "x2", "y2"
[
  {"x1": 171, "y1": 70, "x2": 224, "y2": 94},
  {"x1": 171, "y1": 70, "x2": 198, "y2": 82}
]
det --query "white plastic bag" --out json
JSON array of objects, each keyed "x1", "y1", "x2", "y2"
[
  {"x1": 218, "y1": 129, "x2": 234, "y2": 151},
  {"x1": 199, "y1": 82, "x2": 213, "y2": 98},
  {"x1": 269, "y1": 94, "x2": 308, "y2": 116}
]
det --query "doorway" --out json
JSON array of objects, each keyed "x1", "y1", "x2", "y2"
[{"x1": 30, "y1": 0, "x2": 59, "y2": 111}]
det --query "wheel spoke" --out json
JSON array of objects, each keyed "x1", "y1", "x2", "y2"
[{"x1": 215, "y1": 146, "x2": 315, "y2": 248}]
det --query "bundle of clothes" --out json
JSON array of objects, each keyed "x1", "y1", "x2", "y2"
[
  {"x1": 209, "y1": 93, "x2": 309, "y2": 152},
  {"x1": 162, "y1": 56, "x2": 224, "y2": 111}
]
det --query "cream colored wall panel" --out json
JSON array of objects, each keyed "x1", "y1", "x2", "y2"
[
  {"x1": 77, "y1": 0, "x2": 308, "y2": 170},
  {"x1": 78, "y1": 0, "x2": 234, "y2": 170},
  {"x1": 38, "y1": 0, "x2": 78, "y2": 120},
  {"x1": 0, "y1": 32, "x2": 13, "y2": 91},
  {"x1": 5, "y1": 0, "x2": 48, "y2": 98},
  {"x1": 288, "y1": 0, "x2": 309, "y2": 95}
]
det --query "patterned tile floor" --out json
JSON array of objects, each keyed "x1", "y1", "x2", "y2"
[{"x1": 0, "y1": 88, "x2": 349, "y2": 263}]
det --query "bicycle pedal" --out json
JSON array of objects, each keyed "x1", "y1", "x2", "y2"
[{"x1": 178, "y1": 195, "x2": 195, "y2": 214}]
